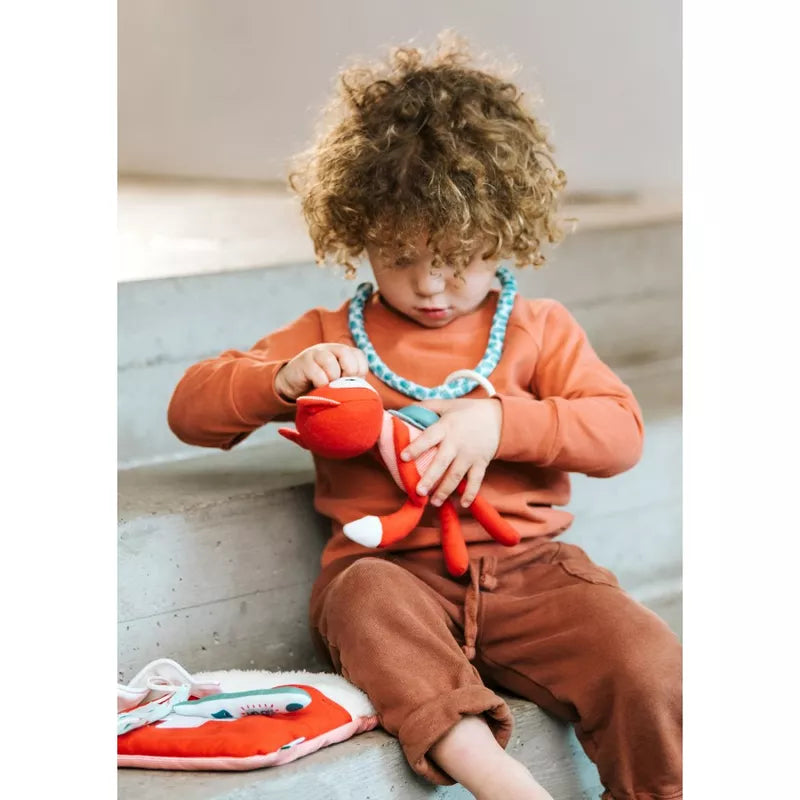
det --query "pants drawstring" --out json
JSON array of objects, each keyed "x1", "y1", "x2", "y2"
[{"x1": 462, "y1": 555, "x2": 498, "y2": 660}]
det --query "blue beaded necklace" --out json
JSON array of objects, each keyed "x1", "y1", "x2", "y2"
[{"x1": 347, "y1": 265, "x2": 518, "y2": 400}]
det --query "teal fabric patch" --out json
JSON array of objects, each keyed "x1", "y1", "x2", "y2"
[{"x1": 390, "y1": 406, "x2": 440, "y2": 430}]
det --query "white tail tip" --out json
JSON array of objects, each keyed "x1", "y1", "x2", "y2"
[{"x1": 343, "y1": 516, "x2": 383, "y2": 548}]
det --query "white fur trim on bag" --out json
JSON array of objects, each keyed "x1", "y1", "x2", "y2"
[{"x1": 191, "y1": 669, "x2": 376, "y2": 720}]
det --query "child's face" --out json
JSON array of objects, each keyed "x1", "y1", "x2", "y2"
[{"x1": 365, "y1": 233, "x2": 499, "y2": 329}]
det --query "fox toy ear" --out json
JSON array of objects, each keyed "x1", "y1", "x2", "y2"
[{"x1": 278, "y1": 427, "x2": 309, "y2": 449}]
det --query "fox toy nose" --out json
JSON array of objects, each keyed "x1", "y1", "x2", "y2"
[{"x1": 296, "y1": 396, "x2": 341, "y2": 411}]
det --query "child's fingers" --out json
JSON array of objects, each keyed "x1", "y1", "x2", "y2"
[
  {"x1": 459, "y1": 463, "x2": 487, "y2": 507},
  {"x1": 415, "y1": 441, "x2": 455, "y2": 498},
  {"x1": 306, "y1": 362, "x2": 332, "y2": 388},
  {"x1": 430, "y1": 458, "x2": 471, "y2": 507},
  {"x1": 332, "y1": 348, "x2": 356, "y2": 377},
  {"x1": 346, "y1": 347, "x2": 368, "y2": 377},
  {"x1": 313, "y1": 351, "x2": 342, "y2": 382},
  {"x1": 401, "y1": 424, "x2": 445, "y2": 464},
  {"x1": 334, "y1": 346, "x2": 363, "y2": 377},
  {"x1": 327, "y1": 345, "x2": 368, "y2": 377},
  {"x1": 354, "y1": 349, "x2": 369, "y2": 376}
]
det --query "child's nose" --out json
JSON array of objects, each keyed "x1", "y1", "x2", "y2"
[{"x1": 412, "y1": 263, "x2": 446, "y2": 297}]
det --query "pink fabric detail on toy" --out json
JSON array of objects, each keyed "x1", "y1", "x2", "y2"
[
  {"x1": 117, "y1": 715, "x2": 380, "y2": 771},
  {"x1": 378, "y1": 414, "x2": 406, "y2": 488},
  {"x1": 378, "y1": 411, "x2": 438, "y2": 491},
  {"x1": 415, "y1": 446, "x2": 436, "y2": 476},
  {"x1": 377, "y1": 414, "x2": 437, "y2": 492}
]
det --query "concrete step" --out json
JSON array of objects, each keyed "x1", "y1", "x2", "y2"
[
  {"x1": 117, "y1": 692, "x2": 609, "y2": 800},
  {"x1": 118, "y1": 217, "x2": 680, "y2": 466},
  {"x1": 117, "y1": 177, "x2": 681, "y2": 284}
]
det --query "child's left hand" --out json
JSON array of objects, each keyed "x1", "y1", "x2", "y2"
[{"x1": 400, "y1": 398, "x2": 503, "y2": 508}]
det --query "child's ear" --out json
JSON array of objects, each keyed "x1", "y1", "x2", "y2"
[{"x1": 278, "y1": 427, "x2": 309, "y2": 449}]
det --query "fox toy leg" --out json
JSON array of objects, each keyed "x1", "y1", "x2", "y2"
[
  {"x1": 343, "y1": 498, "x2": 427, "y2": 549},
  {"x1": 457, "y1": 481, "x2": 521, "y2": 547},
  {"x1": 438, "y1": 500, "x2": 469, "y2": 576}
]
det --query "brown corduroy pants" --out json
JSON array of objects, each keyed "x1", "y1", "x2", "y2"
[{"x1": 309, "y1": 538, "x2": 682, "y2": 800}]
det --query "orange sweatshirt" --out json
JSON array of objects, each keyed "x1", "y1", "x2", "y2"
[{"x1": 168, "y1": 290, "x2": 644, "y2": 568}]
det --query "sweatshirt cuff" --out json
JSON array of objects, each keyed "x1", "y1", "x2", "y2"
[
  {"x1": 231, "y1": 360, "x2": 298, "y2": 424},
  {"x1": 494, "y1": 394, "x2": 559, "y2": 463}
]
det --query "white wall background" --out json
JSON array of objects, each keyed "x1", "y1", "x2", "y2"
[{"x1": 118, "y1": 0, "x2": 681, "y2": 194}]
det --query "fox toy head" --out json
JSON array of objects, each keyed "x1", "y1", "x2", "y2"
[{"x1": 278, "y1": 377, "x2": 385, "y2": 460}]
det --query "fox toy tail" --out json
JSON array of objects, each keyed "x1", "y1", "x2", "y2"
[
  {"x1": 342, "y1": 498, "x2": 426, "y2": 549},
  {"x1": 342, "y1": 497, "x2": 469, "y2": 577}
]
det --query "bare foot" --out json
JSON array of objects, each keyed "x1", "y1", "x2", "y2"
[
  {"x1": 472, "y1": 751, "x2": 553, "y2": 800},
  {"x1": 430, "y1": 715, "x2": 554, "y2": 800}
]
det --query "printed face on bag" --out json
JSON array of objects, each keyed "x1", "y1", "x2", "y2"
[{"x1": 365, "y1": 232, "x2": 499, "y2": 329}]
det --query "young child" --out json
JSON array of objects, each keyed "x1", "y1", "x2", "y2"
[{"x1": 168, "y1": 32, "x2": 682, "y2": 800}]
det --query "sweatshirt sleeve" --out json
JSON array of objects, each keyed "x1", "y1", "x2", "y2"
[
  {"x1": 167, "y1": 308, "x2": 324, "y2": 450},
  {"x1": 494, "y1": 300, "x2": 644, "y2": 477}
]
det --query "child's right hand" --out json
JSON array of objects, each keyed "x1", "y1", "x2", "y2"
[{"x1": 274, "y1": 344, "x2": 369, "y2": 401}]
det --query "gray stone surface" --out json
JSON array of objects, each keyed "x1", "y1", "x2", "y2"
[
  {"x1": 118, "y1": 221, "x2": 681, "y2": 466},
  {"x1": 118, "y1": 439, "x2": 315, "y2": 522},
  {"x1": 118, "y1": 482, "x2": 329, "y2": 678}
]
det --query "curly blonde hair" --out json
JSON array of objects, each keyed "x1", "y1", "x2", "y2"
[{"x1": 288, "y1": 30, "x2": 568, "y2": 279}]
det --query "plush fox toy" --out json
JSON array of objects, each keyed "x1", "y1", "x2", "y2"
[{"x1": 278, "y1": 377, "x2": 520, "y2": 576}]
